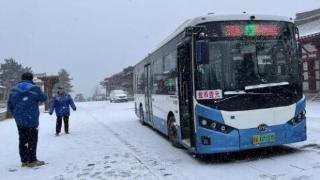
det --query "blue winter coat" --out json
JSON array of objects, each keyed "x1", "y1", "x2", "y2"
[
  {"x1": 7, "y1": 81, "x2": 48, "y2": 128},
  {"x1": 50, "y1": 93, "x2": 76, "y2": 117}
]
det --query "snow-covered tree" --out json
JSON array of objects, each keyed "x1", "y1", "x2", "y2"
[
  {"x1": 0, "y1": 58, "x2": 32, "y2": 99},
  {"x1": 54, "y1": 69, "x2": 73, "y2": 93}
]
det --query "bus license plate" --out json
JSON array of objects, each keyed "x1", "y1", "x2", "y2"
[{"x1": 253, "y1": 133, "x2": 276, "y2": 145}]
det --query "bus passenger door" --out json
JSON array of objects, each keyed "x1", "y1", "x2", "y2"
[
  {"x1": 178, "y1": 42, "x2": 195, "y2": 147},
  {"x1": 144, "y1": 64, "x2": 153, "y2": 125}
]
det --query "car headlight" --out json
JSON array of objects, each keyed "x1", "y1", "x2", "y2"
[
  {"x1": 199, "y1": 117, "x2": 234, "y2": 134},
  {"x1": 288, "y1": 110, "x2": 306, "y2": 125}
]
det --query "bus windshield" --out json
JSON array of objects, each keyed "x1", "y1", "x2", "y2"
[{"x1": 196, "y1": 32, "x2": 299, "y2": 92}]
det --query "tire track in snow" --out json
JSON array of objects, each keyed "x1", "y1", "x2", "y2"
[
  {"x1": 80, "y1": 106, "x2": 180, "y2": 180},
  {"x1": 80, "y1": 103, "x2": 318, "y2": 180},
  {"x1": 82, "y1": 105, "x2": 288, "y2": 180}
]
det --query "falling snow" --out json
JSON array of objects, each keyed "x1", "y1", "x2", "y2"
[{"x1": 1, "y1": 101, "x2": 320, "y2": 180}]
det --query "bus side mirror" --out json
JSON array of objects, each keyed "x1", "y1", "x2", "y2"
[{"x1": 196, "y1": 41, "x2": 209, "y2": 64}]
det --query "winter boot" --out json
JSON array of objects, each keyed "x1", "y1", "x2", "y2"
[
  {"x1": 21, "y1": 162, "x2": 29, "y2": 167},
  {"x1": 27, "y1": 160, "x2": 45, "y2": 167}
]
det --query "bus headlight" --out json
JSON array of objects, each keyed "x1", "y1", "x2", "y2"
[
  {"x1": 210, "y1": 122, "x2": 217, "y2": 129},
  {"x1": 199, "y1": 117, "x2": 234, "y2": 134},
  {"x1": 200, "y1": 119, "x2": 208, "y2": 126},
  {"x1": 288, "y1": 111, "x2": 306, "y2": 125}
]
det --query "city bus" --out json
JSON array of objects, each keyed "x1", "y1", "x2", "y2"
[{"x1": 133, "y1": 14, "x2": 306, "y2": 155}]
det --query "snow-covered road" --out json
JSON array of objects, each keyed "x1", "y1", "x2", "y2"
[{"x1": 1, "y1": 101, "x2": 320, "y2": 180}]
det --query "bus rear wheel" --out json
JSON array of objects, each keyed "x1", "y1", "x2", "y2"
[
  {"x1": 139, "y1": 107, "x2": 146, "y2": 125},
  {"x1": 168, "y1": 116, "x2": 182, "y2": 148}
]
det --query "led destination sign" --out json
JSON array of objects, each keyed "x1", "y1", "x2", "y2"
[{"x1": 223, "y1": 24, "x2": 280, "y2": 37}]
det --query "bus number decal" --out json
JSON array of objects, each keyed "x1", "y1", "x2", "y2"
[{"x1": 196, "y1": 90, "x2": 223, "y2": 100}]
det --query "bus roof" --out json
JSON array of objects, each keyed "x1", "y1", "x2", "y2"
[
  {"x1": 157, "y1": 14, "x2": 293, "y2": 48},
  {"x1": 136, "y1": 14, "x2": 294, "y2": 67}
]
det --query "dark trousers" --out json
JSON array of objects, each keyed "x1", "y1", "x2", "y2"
[
  {"x1": 56, "y1": 116, "x2": 69, "y2": 134},
  {"x1": 17, "y1": 127, "x2": 38, "y2": 163}
]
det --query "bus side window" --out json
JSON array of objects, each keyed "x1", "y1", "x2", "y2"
[
  {"x1": 152, "y1": 50, "x2": 177, "y2": 95},
  {"x1": 137, "y1": 71, "x2": 145, "y2": 94},
  {"x1": 152, "y1": 59, "x2": 163, "y2": 94},
  {"x1": 163, "y1": 50, "x2": 178, "y2": 95}
]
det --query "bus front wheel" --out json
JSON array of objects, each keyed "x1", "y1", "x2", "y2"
[{"x1": 168, "y1": 116, "x2": 182, "y2": 148}]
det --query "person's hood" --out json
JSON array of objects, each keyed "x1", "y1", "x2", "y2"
[{"x1": 15, "y1": 81, "x2": 36, "y2": 93}]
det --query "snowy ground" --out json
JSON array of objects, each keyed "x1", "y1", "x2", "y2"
[{"x1": 1, "y1": 101, "x2": 320, "y2": 180}]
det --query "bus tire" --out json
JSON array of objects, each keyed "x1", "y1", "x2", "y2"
[
  {"x1": 168, "y1": 116, "x2": 182, "y2": 148},
  {"x1": 139, "y1": 107, "x2": 146, "y2": 125}
]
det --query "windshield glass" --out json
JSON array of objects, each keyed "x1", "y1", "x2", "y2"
[{"x1": 196, "y1": 22, "x2": 298, "y2": 92}]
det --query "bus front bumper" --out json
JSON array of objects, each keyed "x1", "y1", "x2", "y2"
[{"x1": 195, "y1": 119, "x2": 306, "y2": 154}]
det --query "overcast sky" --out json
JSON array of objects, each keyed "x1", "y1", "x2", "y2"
[{"x1": 0, "y1": 0, "x2": 319, "y2": 96}]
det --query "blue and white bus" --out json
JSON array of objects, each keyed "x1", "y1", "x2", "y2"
[{"x1": 133, "y1": 14, "x2": 306, "y2": 155}]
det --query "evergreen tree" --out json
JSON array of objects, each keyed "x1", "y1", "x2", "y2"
[
  {"x1": 54, "y1": 69, "x2": 73, "y2": 93},
  {"x1": 0, "y1": 58, "x2": 32, "y2": 99}
]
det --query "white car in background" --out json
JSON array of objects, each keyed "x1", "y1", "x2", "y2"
[{"x1": 110, "y1": 90, "x2": 128, "y2": 103}]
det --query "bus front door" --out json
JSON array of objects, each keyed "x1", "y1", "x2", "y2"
[
  {"x1": 178, "y1": 42, "x2": 195, "y2": 147},
  {"x1": 144, "y1": 64, "x2": 153, "y2": 125}
]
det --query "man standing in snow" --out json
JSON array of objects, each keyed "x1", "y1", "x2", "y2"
[
  {"x1": 49, "y1": 86, "x2": 76, "y2": 136},
  {"x1": 7, "y1": 72, "x2": 48, "y2": 167}
]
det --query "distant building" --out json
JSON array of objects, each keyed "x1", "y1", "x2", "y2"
[
  {"x1": 101, "y1": 66, "x2": 134, "y2": 96},
  {"x1": 296, "y1": 8, "x2": 320, "y2": 93},
  {"x1": 38, "y1": 75, "x2": 59, "y2": 111}
]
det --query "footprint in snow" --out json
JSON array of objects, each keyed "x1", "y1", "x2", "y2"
[
  {"x1": 82, "y1": 167, "x2": 92, "y2": 172},
  {"x1": 312, "y1": 163, "x2": 320, "y2": 169},
  {"x1": 119, "y1": 170, "x2": 131, "y2": 178},
  {"x1": 53, "y1": 175, "x2": 65, "y2": 180},
  {"x1": 87, "y1": 163, "x2": 95, "y2": 167},
  {"x1": 260, "y1": 174, "x2": 285, "y2": 180},
  {"x1": 124, "y1": 154, "x2": 130, "y2": 158},
  {"x1": 77, "y1": 172, "x2": 90, "y2": 178},
  {"x1": 8, "y1": 168, "x2": 17, "y2": 172},
  {"x1": 148, "y1": 160, "x2": 159, "y2": 166},
  {"x1": 90, "y1": 171, "x2": 102, "y2": 178},
  {"x1": 291, "y1": 175, "x2": 313, "y2": 180}
]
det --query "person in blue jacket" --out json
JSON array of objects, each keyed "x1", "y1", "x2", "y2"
[
  {"x1": 7, "y1": 72, "x2": 47, "y2": 167},
  {"x1": 49, "y1": 86, "x2": 76, "y2": 136}
]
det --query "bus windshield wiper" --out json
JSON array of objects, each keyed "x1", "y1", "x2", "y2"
[
  {"x1": 216, "y1": 91, "x2": 273, "y2": 104},
  {"x1": 244, "y1": 82, "x2": 289, "y2": 90}
]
